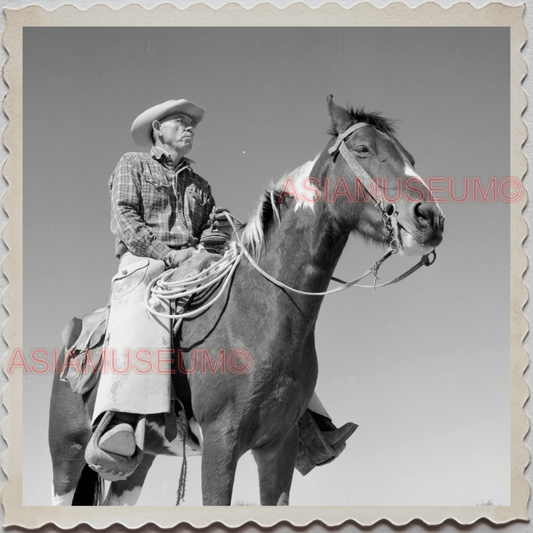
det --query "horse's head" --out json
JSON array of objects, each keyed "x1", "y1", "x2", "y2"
[{"x1": 320, "y1": 96, "x2": 444, "y2": 257}]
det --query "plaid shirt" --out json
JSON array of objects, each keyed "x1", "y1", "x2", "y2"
[{"x1": 109, "y1": 146, "x2": 216, "y2": 260}]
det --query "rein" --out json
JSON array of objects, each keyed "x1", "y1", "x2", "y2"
[
  {"x1": 145, "y1": 217, "x2": 435, "y2": 321},
  {"x1": 145, "y1": 124, "x2": 437, "y2": 318},
  {"x1": 233, "y1": 215, "x2": 436, "y2": 295}
]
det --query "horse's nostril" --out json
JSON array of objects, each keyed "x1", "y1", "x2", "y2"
[
  {"x1": 413, "y1": 202, "x2": 438, "y2": 224},
  {"x1": 414, "y1": 202, "x2": 427, "y2": 220}
]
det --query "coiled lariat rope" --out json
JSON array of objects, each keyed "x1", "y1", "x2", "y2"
[
  {"x1": 145, "y1": 240, "x2": 244, "y2": 320},
  {"x1": 145, "y1": 213, "x2": 436, "y2": 322}
]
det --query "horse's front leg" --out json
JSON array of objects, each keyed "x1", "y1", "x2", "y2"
[
  {"x1": 103, "y1": 453, "x2": 156, "y2": 506},
  {"x1": 252, "y1": 425, "x2": 299, "y2": 506},
  {"x1": 201, "y1": 422, "x2": 241, "y2": 505}
]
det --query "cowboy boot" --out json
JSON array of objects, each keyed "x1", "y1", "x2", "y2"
[
  {"x1": 85, "y1": 411, "x2": 146, "y2": 482},
  {"x1": 295, "y1": 410, "x2": 358, "y2": 476},
  {"x1": 98, "y1": 411, "x2": 139, "y2": 456}
]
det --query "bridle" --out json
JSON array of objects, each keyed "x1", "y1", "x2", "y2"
[
  {"x1": 235, "y1": 121, "x2": 436, "y2": 295},
  {"x1": 328, "y1": 122, "x2": 402, "y2": 254},
  {"x1": 288, "y1": 121, "x2": 436, "y2": 292}
]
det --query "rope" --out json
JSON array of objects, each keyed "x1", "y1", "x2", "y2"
[
  {"x1": 331, "y1": 249, "x2": 436, "y2": 289},
  {"x1": 145, "y1": 241, "x2": 243, "y2": 320},
  {"x1": 225, "y1": 214, "x2": 434, "y2": 296},
  {"x1": 176, "y1": 438, "x2": 187, "y2": 505},
  {"x1": 239, "y1": 237, "x2": 394, "y2": 296},
  {"x1": 145, "y1": 205, "x2": 436, "y2": 323}
]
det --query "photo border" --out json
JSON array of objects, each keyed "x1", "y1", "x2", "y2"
[{"x1": 1, "y1": 2, "x2": 529, "y2": 528}]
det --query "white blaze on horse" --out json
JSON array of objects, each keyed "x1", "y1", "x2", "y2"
[{"x1": 48, "y1": 96, "x2": 444, "y2": 506}]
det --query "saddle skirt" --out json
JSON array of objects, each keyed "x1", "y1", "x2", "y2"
[{"x1": 59, "y1": 306, "x2": 108, "y2": 396}]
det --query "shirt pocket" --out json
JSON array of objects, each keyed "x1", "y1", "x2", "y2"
[
  {"x1": 141, "y1": 173, "x2": 169, "y2": 212},
  {"x1": 187, "y1": 186, "x2": 209, "y2": 207},
  {"x1": 184, "y1": 186, "x2": 211, "y2": 229}
]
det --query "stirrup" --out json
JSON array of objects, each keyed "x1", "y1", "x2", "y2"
[{"x1": 85, "y1": 411, "x2": 146, "y2": 482}]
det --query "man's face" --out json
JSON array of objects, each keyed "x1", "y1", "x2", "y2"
[{"x1": 156, "y1": 113, "x2": 196, "y2": 155}]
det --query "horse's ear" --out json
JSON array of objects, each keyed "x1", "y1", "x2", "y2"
[{"x1": 326, "y1": 95, "x2": 353, "y2": 134}]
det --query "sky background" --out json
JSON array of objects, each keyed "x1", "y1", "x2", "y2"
[{"x1": 22, "y1": 27, "x2": 511, "y2": 506}]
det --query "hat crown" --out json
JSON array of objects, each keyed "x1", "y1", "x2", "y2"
[{"x1": 130, "y1": 99, "x2": 206, "y2": 147}]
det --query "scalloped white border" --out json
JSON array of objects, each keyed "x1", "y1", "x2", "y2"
[{"x1": 1, "y1": 2, "x2": 529, "y2": 529}]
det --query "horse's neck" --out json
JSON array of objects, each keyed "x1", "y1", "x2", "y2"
[{"x1": 260, "y1": 201, "x2": 348, "y2": 312}]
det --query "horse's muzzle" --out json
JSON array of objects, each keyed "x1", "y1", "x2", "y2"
[{"x1": 411, "y1": 201, "x2": 445, "y2": 248}]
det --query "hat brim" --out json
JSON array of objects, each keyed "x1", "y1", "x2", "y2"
[{"x1": 130, "y1": 99, "x2": 206, "y2": 147}]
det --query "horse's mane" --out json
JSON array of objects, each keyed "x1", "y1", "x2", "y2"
[
  {"x1": 242, "y1": 108, "x2": 397, "y2": 258},
  {"x1": 241, "y1": 157, "x2": 319, "y2": 257},
  {"x1": 328, "y1": 107, "x2": 397, "y2": 136},
  {"x1": 240, "y1": 190, "x2": 279, "y2": 258}
]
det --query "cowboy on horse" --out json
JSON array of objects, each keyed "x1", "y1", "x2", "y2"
[{"x1": 78, "y1": 99, "x2": 356, "y2": 481}]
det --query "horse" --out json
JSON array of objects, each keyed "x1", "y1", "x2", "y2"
[{"x1": 48, "y1": 95, "x2": 444, "y2": 506}]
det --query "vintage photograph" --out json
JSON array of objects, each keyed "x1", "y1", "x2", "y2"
[{"x1": 1, "y1": 2, "x2": 528, "y2": 529}]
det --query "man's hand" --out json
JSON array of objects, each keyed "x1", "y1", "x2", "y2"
[
  {"x1": 165, "y1": 248, "x2": 195, "y2": 268},
  {"x1": 209, "y1": 207, "x2": 233, "y2": 238}
]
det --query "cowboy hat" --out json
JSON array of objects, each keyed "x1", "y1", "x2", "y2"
[{"x1": 130, "y1": 99, "x2": 206, "y2": 147}]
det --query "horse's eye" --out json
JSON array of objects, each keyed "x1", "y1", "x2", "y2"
[{"x1": 355, "y1": 145, "x2": 370, "y2": 156}]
